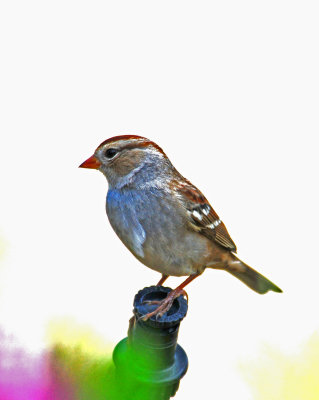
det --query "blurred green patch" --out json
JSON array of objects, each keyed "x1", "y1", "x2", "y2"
[
  {"x1": 50, "y1": 343, "x2": 118, "y2": 400},
  {"x1": 47, "y1": 319, "x2": 120, "y2": 399},
  {"x1": 47, "y1": 319, "x2": 172, "y2": 400}
]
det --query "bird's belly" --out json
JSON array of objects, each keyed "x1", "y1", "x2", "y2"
[
  {"x1": 139, "y1": 229, "x2": 212, "y2": 276},
  {"x1": 106, "y1": 189, "x2": 213, "y2": 276},
  {"x1": 109, "y1": 214, "x2": 210, "y2": 276}
]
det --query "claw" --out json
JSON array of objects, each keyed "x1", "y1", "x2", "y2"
[
  {"x1": 140, "y1": 288, "x2": 187, "y2": 321},
  {"x1": 142, "y1": 300, "x2": 162, "y2": 305},
  {"x1": 139, "y1": 273, "x2": 200, "y2": 321}
]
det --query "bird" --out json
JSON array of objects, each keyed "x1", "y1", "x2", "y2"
[{"x1": 79, "y1": 135, "x2": 282, "y2": 320}]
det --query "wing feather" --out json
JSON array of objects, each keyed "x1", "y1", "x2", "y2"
[{"x1": 171, "y1": 178, "x2": 237, "y2": 252}]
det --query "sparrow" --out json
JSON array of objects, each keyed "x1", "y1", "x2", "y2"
[{"x1": 80, "y1": 135, "x2": 282, "y2": 319}]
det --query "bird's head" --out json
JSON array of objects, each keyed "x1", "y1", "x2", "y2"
[{"x1": 79, "y1": 135, "x2": 171, "y2": 188}]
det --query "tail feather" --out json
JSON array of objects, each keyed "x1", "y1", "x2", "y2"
[{"x1": 226, "y1": 256, "x2": 282, "y2": 294}]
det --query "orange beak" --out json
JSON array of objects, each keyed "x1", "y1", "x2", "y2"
[{"x1": 79, "y1": 155, "x2": 101, "y2": 169}]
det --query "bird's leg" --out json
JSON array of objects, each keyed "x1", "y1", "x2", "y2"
[
  {"x1": 141, "y1": 273, "x2": 201, "y2": 321},
  {"x1": 142, "y1": 274, "x2": 170, "y2": 306},
  {"x1": 156, "y1": 274, "x2": 169, "y2": 286}
]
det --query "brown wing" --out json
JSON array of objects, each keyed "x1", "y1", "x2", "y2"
[{"x1": 172, "y1": 178, "x2": 237, "y2": 252}]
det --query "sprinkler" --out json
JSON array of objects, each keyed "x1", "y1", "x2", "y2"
[{"x1": 113, "y1": 285, "x2": 189, "y2": 399}]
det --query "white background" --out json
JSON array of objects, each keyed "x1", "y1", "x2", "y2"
[{"x1": 0, "y1": 1, "x2": 318, "y2": 398}]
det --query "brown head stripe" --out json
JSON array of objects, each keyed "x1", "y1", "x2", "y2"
[{"x1": 96, "y1": 135, "x2": 166, "y2": 156}]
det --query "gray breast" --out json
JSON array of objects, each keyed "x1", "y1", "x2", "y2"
[{"x1": 106, "y1": 189, "x2": 147, "y2": 258}]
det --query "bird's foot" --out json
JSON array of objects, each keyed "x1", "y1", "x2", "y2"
[{"x1": 141, "y1": 288, "x2": 188, "y2": 321}]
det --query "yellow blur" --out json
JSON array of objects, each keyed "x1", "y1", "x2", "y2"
[
  {"x1": 240, "y1": 333, "x2": 319, "y2": 399},
  {"x1": 46, "y1": 318, "x2": 113, "y2": 357}
]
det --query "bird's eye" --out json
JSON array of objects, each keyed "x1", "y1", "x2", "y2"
[{"x1": 104, "y1": 148, "x2": 118, "y2": 159}]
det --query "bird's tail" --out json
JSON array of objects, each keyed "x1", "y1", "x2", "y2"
[{"x1": 223, "y1": 254, "x2": 282, "y2": 294}]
